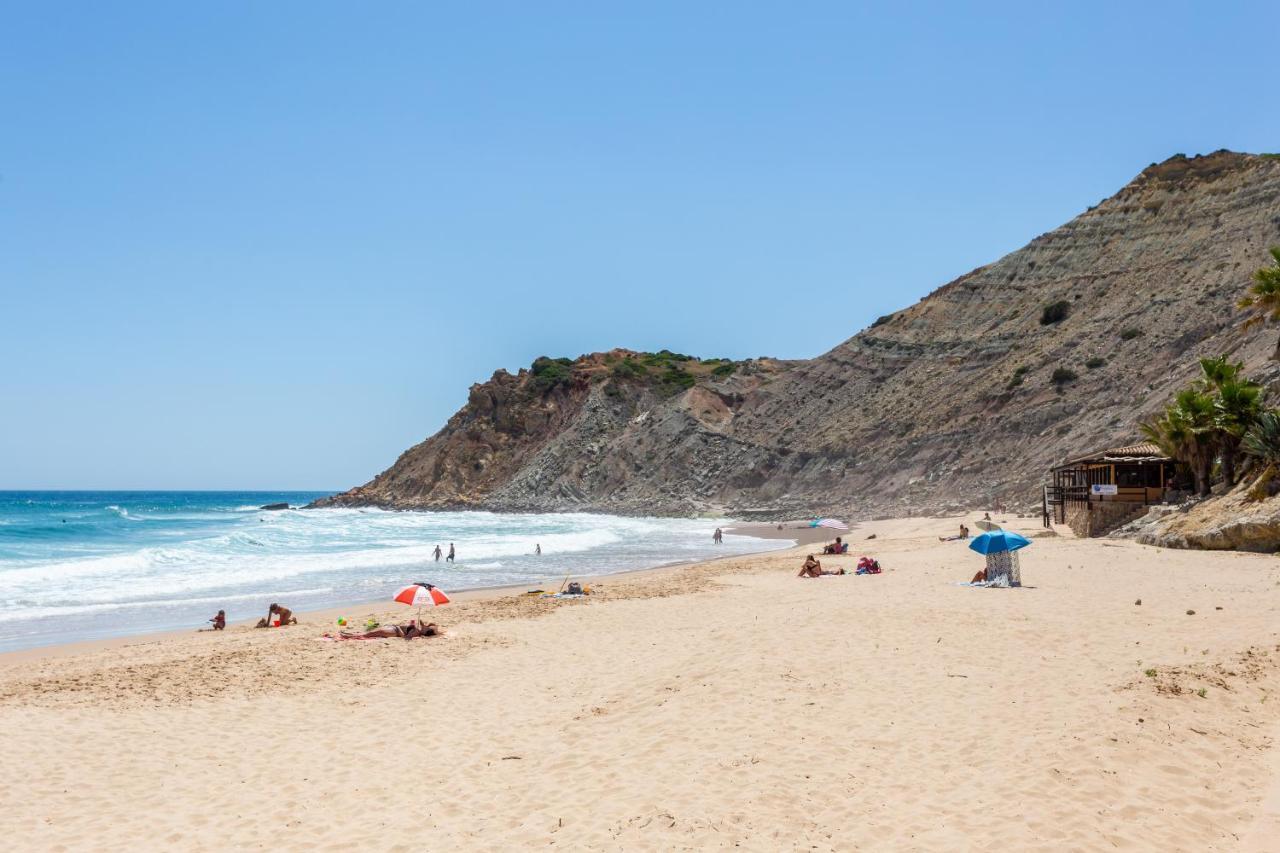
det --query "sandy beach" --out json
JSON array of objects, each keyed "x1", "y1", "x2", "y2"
[{"x1": 3, "y1": 514, "x2": 1280, "y2": 851}]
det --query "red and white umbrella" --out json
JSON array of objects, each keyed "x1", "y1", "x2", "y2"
[{"x1": 394, "y1": 582, "x2": 451, "y2": 609}]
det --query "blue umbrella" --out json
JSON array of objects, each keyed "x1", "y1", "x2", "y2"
[{"x1": 968, "y1": 530, "x2": 1031, "y2": 555}]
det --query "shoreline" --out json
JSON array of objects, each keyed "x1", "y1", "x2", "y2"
[{"x1": 0, "y1": 519, "x2": 837, "y2": 664}]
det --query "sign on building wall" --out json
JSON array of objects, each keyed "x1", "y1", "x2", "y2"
[{"x1": 1091, "y1": 484, "x2": 1119, "y2": 496}]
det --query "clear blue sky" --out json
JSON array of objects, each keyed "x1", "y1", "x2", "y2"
[{"x1": 3, "y1": 1, "x2": 1279, "y2": 490}]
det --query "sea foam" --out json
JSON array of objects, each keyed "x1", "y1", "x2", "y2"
[{"x1": 0, "y1": 491, "x2": 787, "y2": 651}]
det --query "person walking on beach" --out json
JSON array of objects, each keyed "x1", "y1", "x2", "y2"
[
  {"x1": 447, "y1": 543, "x2": 455, "y2": 562},
  {"x1": 713, "y1": 527, "x2": 723, "y2": 544},
  {"x1": 535, "y1": 543, "x2": 541, "y2": 556},
  {"x1": 433, "y1": 545, "x2": 442, "y2": 561}
]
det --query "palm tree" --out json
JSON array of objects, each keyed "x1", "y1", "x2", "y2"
[
  {"x1": 1241, "y1": 409, "x2": 1280, "y2": 500},
  {"x1": 1242, "y1": 409, "x2": 1280, "y2": 466},
  {"x1": 1197, "y1": 354, "x2": 1242, "y2": 387},
  {"x1": 1213, "y1": 376, "x2": 1263, "y2": 485},
  {"x1": 1142, "y1": 388, "x2": 1219, "y2": 497},
  {"x1": 1239, "y1": 246, "x2": 1280, "y2": 360},
  {"x1": 1197, "y1": 356, "x2": 1262, "y2": 485}
]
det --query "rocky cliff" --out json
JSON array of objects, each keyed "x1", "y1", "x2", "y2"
[
  {"x1": 1112, "y1": 483, "x2": 1280, "y2": 552},
  {"x1": 312, "y1": 352, "x2": 803, "y2": 514},
  {"x1": 314, "y1": 151, "x2": 1280, "y2": 518}
]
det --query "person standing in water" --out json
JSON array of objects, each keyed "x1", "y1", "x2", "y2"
[
  {"x1": 713, "y1": 527, "x2": 723, "y2": 544},
  {"x1": 447, "y1": 543, "x2": 455, "y2": 562},
  {"x1": 433, "y1": 545, "x2": 442, "y2": 561},
  {"x1": 535, "y1": 543, "x2": 541, "y2": 556}
]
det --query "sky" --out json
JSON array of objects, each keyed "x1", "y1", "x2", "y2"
[{"x1": 3, "y1": 1, "x2": 1280, "y2": 490}]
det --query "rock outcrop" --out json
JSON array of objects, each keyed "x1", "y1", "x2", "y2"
[
  {"x1": 1116, "y1": 482, "x2": 1280, "y2": 552},
  {"x1": 313, "y1": 151, "x2": 1280, "y2": 518}
]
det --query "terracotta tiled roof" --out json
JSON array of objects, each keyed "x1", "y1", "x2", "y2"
[
  {"x1": 1102, "y1": 442, "x2": 1164, "y2": 457},
  {"x1": 1055, "y1": 442, "x2": 1171, "y2": 468}
]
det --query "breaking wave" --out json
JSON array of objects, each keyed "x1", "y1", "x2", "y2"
[{"x1": 0, "y1": 492, "x2": 786, "y2": 651}]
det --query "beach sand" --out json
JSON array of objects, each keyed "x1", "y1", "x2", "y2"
[{"x1": 3, "y1": 514, "x2": 1279, "y2": 850}]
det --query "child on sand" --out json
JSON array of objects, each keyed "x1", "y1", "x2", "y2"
[
  {"x1": 199, "y1": 610, "x2": 225, "y2": 631},
  {"x1": 262, "y1": 603, "x2": 296, "y2": 627}
]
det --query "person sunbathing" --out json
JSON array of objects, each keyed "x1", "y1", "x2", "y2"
[
  {"x1": 970, "y1": 568, "x2": 987, "y2": 584},
  {"x1": 939, "y1": 524, "x2": 970, "y2": 541},
  {"x1": 331, "y1": 620, "x2": 444, "y2": 640},
  {"x1": 798, "y1": 556, "x2": 845, "y2": 577}
]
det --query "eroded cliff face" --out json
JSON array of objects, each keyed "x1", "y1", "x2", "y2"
[
  {"x1": 311, "y1": 352, "x2": 801, "y2": 513},
  {"x1": 315, "y1": 151, "x2": 1280, "y2": 518}
]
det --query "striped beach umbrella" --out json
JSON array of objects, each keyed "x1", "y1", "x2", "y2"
[
  {"x1": 814, "y1": 518, "x2": 849, "y2": 530},
  {"x1": 394, "y1": 582, "x2": 451, "y2": 609}
]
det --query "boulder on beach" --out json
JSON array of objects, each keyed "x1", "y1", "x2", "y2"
[{"x1": 259, "y1": 503, "x2": 290, "y2": 511}]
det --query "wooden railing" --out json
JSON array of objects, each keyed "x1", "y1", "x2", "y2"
[{"x1": 1044, "y1": 484, "x2": 1166, "y2": 525}]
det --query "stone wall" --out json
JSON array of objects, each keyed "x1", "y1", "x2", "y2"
[{"x1": 1064, "y1": 501, "x2": 1151, "y2": 538}]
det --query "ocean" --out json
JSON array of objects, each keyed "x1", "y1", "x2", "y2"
[{"x1": 0, "y1": 491, "x2": 786, "y2": 653}]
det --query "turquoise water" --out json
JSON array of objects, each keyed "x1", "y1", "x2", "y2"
[{"x1": 0, "y1": 492, "x2": 784, "y2": 652}]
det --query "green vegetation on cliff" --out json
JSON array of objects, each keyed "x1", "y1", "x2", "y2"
[{"x1": 527, "y1": 349, "x2": 750, "y2": 397}]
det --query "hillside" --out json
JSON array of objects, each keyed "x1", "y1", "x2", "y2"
[{"x1": 313, "y1": 151, "x2": 1280, "y2": 518}]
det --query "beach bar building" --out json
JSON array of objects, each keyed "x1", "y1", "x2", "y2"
[{"x1": 1045, "y1": 442, "x2": 1173, "y2": 537}]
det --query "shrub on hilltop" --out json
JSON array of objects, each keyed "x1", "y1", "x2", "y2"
[
  {"x1": 530, "y1": 356, "x2": 575, "y2": 393},
  {"x1": 610, "y1": 358, "x2": 647, "y2": 379},
  {"x1": 660, "y1": 367, "x2": 696, "y2": 391}
]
